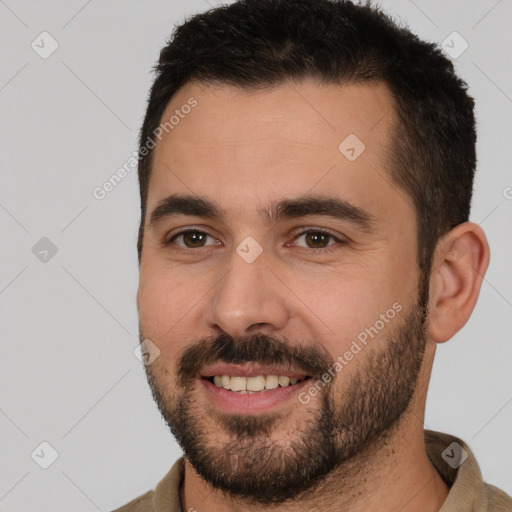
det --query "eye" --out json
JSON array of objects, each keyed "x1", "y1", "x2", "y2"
[
  {"x1": 164, "y1": 228, "x2": 345, "y2": 254},
  {"x1": 289, "y1": 229, "x2": 345, "y2": 253},
  {"x1": 166, "y1": 230, "x2": 220, "y2": 249}
]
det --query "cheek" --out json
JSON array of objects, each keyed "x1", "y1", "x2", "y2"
[
  {"x1": 293, "y1": 264, "x2": 381, "y2": 318},
  {"x1": 138, "y1": 265, "x2": 192, "y2": 340},
  {"x1": 138, "y1": 280, "x2": 188, "y2": 364},
  {"x1": 291, "y1": 266, "x2": 406, "y2": 361}
]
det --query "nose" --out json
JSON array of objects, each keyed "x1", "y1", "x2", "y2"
[{"x1": 204, "y1": 249, "x2": 291, "y2": 338}]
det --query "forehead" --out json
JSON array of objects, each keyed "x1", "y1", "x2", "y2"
[{"x1": 147, "y1": 79, "x2": 410, "y2": 226}]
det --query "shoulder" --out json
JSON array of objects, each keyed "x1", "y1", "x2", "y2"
[
  {"x1": 110, "y1": 457, "x2": 185, "y2": 512},
  {"x1": 484, "y1": 483, "x2": 512, "y2": 511},
  {"x1": 424, "y1": 430, "x2": 512, "y2": 511},
  {"x1": 110, "y1": 490, "x2": 155, "y2": 512}
]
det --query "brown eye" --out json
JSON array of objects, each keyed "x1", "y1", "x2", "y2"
[
  {"x1": 287, "y1": 229, "x2": 347, "y2": 256},
  {"x1": 182, "y1": 232, "x2": 207, "y2": 248},
  {"x1": 168, "y1": 230, "x2": 219, "y2": 249},
  {"x1": 304, "y1": 231, "x2": 331, "y2": 249},
  {"x1": 293, "y1": 230, "x2": 338, "y2": 249}
]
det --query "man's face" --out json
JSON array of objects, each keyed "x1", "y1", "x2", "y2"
[{"x1": 137, "y1": 79, "x2": 429, "y2": 504}]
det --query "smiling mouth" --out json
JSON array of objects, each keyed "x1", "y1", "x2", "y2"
[{"x1": 202, "y1": 375, "x2": 312, "y2": 393}]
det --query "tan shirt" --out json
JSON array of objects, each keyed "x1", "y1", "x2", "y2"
[{"x1": 112, "y1": 430, "x2": 512, "y2": 511}]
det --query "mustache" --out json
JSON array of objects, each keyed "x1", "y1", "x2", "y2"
[{"x1": 176, "y1": 332, "x2": 334, "y2": 387}]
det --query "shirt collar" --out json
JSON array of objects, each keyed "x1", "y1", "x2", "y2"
[{"x1": 152, "y1": 430, "x2": 491, "y2": 512}]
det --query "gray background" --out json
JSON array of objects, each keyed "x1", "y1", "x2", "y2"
[{"x1": 0, "y1": 0, "x2": 511, "y2": 510}]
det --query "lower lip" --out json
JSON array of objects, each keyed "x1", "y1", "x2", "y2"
[{"x1": 200, "y1": 378, "x2": 312, "y2": 414}]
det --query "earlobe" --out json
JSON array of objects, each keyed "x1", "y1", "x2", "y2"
[{"x1": 428, "y1": 222, "x2": 490, "y2": 343}]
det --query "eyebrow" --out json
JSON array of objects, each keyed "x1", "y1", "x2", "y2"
[{"x1": 148, "y1": 194, "x2": 377, "y2": 234}]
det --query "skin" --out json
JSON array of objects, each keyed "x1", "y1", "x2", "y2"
[{"x1": 137, "y1": 79, "x2": 490, "y2": 512}]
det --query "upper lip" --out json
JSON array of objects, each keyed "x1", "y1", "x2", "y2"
[{"x1": 200, "y1": 362, "x2": 309, "y2": 379}]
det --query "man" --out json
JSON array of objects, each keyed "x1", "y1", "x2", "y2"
[{"x1": 114, "y1": 0, "x2": 511, "y2": 510}]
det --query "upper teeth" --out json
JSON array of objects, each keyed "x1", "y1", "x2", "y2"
[{"x1": 212, "y1": 375, "x2": 301, "y2": 392}]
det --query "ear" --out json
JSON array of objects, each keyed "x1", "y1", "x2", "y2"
[{"x1": 428, "y1": 222, "x2": 490, "y2": 343}]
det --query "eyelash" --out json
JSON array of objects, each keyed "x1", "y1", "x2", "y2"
[{"x1": 165, "y1": 228, "x2": 346, "y2": 254}]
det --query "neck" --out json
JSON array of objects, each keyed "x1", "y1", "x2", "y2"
[{"x1": 180, "y1": 413, "x2": 449, "y2": 512}]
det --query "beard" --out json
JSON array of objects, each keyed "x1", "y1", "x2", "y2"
[{"x1": 142, "y1": 282, "x2": 429, "y2": 506}]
